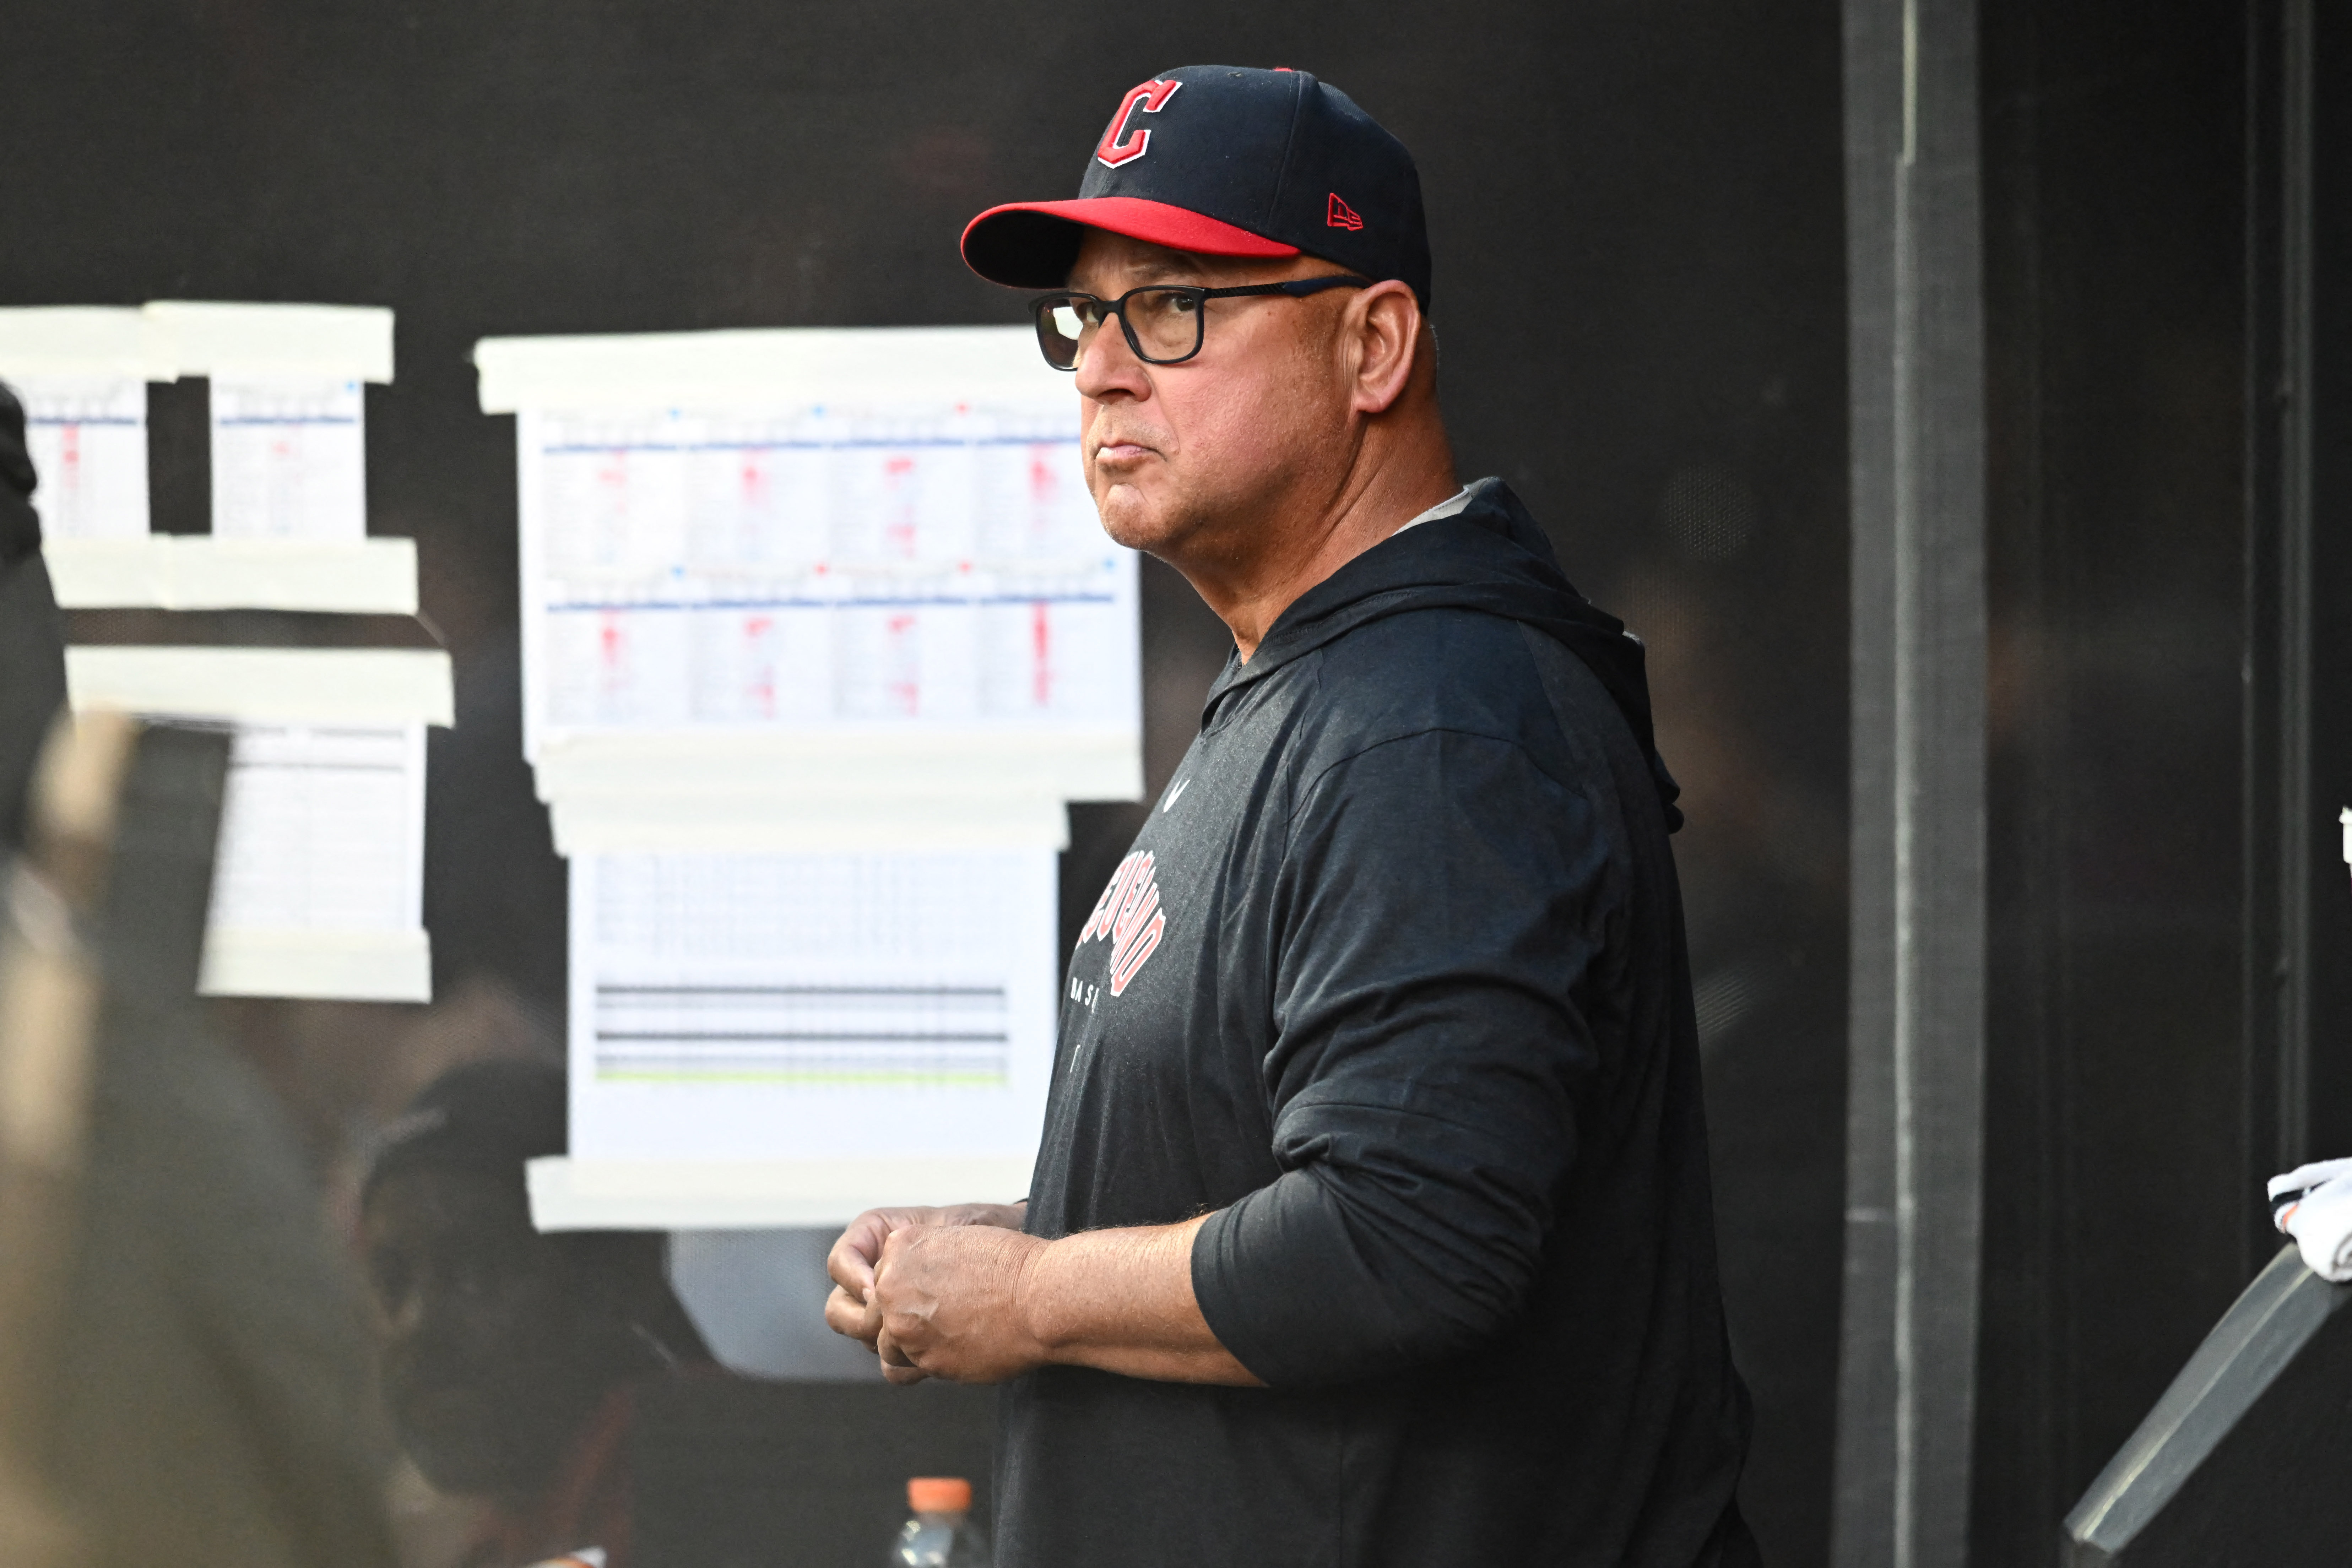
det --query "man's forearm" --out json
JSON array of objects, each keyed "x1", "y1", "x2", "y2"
[
  {"x1": 838, "y1": 1205, "x2": 1264, "y2": 1385},
  {"x1": 1018, "y1": 1215, "x2": 1262, "y2": 1385}
]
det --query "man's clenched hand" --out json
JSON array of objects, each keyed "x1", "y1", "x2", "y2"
[
  {"x1": 868, "y1": 1221, "x2": 1051, "y2": 1384},
  {"x1": 825, "y1": 1203, "x2": 1028, "y2": 1382},
  {"x1": 827, "y1": 1201, "x2": 1028, "y2": 1302}
]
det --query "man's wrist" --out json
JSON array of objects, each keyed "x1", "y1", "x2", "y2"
[{"x1": 1009, "y1": 1232, "x2": 1063, "y2": 1363}]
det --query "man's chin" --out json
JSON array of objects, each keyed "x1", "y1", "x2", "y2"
[
  {"x1": 1092, "y1": 489, "x2": 1189, "y2": 558},
  {"x1": 1098, "y1": 514, "x2": 1160, "y2": 554}
]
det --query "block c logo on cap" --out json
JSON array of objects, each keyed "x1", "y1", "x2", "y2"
[{"x1": 1095, "y1": 78, "x2": 1183, "y2": 169}]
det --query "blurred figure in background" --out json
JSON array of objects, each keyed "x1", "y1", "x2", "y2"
[
  {"x1": 361, "y1": 1060, "x2": 717, "y2": 1568},
  {"x1": 0, "y1": 380, "x2": 66, "y2": 849},
  {"x1": 1, "y1": 380, "x2": 399, "y2": 1568},
  {"x1": 0, "y1": 372, "x2": 80, "y2": 1566}
]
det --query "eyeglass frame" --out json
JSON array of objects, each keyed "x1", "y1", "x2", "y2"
[{"x1": 1028, "y1": 276, "x2": 1373, "y2": 370}]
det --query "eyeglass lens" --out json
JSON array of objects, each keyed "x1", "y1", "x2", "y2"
[{"x1": 1035, "y1": 289, "x2": 1205, "y2": 369}]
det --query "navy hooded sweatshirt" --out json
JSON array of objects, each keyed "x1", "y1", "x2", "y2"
[{"x1": 995, "y1": 479, "x2": 1756, "y2": 1568}]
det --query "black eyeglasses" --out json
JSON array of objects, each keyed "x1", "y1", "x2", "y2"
[{"x1": 1029, "y1": 277, "x2": 1371, "y2": 370}]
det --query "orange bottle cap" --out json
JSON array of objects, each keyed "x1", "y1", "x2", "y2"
[{"x1": 907, "y1": 1477, "x2": 972, "y2": 1513}]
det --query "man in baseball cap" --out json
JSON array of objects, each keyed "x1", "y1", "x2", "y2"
[{"x1": 830, "y1": 66, "x2": 1757, "y2": 1568}]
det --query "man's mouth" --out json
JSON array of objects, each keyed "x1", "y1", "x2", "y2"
[{"x1": 1091, "y1": 438, "x2": 1157, "y2": 466}]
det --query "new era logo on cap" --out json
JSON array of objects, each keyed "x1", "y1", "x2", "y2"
[{"x1": 960, "y1": 65, "x2": 1432, "y2": 310}]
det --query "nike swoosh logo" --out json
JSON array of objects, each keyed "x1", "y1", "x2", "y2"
[{"x1": 1161, "y1": 778, "x2": 1191, "y2": 813}]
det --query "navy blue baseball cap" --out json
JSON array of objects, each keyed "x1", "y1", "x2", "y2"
[{"x1": 962, "y1": 66, "x2": 1432, "y2": 310}]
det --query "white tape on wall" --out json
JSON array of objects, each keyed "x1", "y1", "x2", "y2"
[
  {"x1": 528, "y1": 1155, "x2": 1039, "y2": 1231},
  {"x1": 45, "y1": 536, "x2": 419, "y2": 613},
  {"x1": 145, "y1": 301, "x2": 395, "y2": 382},
  {"x1": 473, "y1": 324, "x2": 1057, "y2": 412},
  {"x1": 65, "y1": 645, "x2": 454, "y2": 726},
  {"x1": 200, "y1": 927, "x2": 433, "y2": 1004}
]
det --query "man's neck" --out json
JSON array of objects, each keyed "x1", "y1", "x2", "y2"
[{"x1": 1189, "y1": 438, "x2": 1459, "y2": 662}]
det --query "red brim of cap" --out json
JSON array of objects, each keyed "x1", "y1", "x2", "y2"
[{"x1": 960, "y1": 196, "x2": 1300, "y2": 291}]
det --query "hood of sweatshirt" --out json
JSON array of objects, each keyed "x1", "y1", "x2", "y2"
[{"x1": 1204, "y1": 476, "x2": 1682, "y2": 830}]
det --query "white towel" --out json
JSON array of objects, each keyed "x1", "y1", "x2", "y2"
[
  {"x1": 2268, "y1": 1160, "x2": 2352, "y2": 1282},
  {"x1": 2267, "y1": 1156, "x2": 2352, "y2": 1205}
]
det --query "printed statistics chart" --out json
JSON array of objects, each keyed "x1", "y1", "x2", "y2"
[
  {"x1": 520, "y1": 402, "x2": 1137, "y2": 741},
  {"x1": 567, "y1": 848, "x2": 1060, "y2": 1164}
]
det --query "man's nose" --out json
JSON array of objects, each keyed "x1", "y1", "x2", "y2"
[{"x1": 1073, "y1": 317, "x2": 1149, "y2": 400}]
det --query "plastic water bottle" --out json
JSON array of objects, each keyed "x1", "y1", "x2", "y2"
[{"x1": 890, "y1": 1476, "x2": 991, "y2": 1567}]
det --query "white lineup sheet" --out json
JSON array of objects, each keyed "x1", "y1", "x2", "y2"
[
  {"x1": 567, "y1": 848, "x2": 1058, "y2": 1167},
  {"x1": 207, "y1": 722, "x2": 426, "y2": 935},
  {"x1": 12, "y1": 378, "x2": 149, "y2": 540},
  {"x1": 210, "y1": 378, "x2": 368, "y2": 541},
  {"x1": 519, "y1": 403, "x2": 1139, "y2": 745}
]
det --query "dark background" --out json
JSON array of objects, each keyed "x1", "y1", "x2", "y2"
[
  {"x1": 1974, "y1": 6, "x2": 2264, "y2": 1555},
  {"x1": 1969, "y1": 4, "x2": 2352, "y2": 1562},
  {"x1": 2299, "y1": 8, "x2": 2352, "y2": 1208},
  {"x1": 1, "y1": 4, "x2": 1851, "y2": 1563}
]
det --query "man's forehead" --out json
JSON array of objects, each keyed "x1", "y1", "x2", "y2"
[{"x1": 1068, "y1": 230, "x2": 1271, "y2": 287}]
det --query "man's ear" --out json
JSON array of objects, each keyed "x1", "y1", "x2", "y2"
[{"x1": 1348, "y1": 281, "x2": 1424, "y2": 416}]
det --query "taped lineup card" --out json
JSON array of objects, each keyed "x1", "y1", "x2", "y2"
[
  {"x1": 12, "y1": 378, "x2": 150, "y2": 540},
  {"x1": 515, "y1": 401, "x2": 1140, "y2": 747},
  {"x1": 565, "y1": 848, "x2": 1058, "y2": 1168},
  {"x1": 207, "y1": 722, "x2": 424, "y2": 935},
  {"x1": 210, "y1": 378, "x2": 369, "y2": 542},
  {"x1": 198, "y1": 721, "x2": 432, "y2": 1003}
]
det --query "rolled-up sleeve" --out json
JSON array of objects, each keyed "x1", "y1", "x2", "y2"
[{"x1": 1191, "y1": 728, "x2": 1617, "y2": 1387}]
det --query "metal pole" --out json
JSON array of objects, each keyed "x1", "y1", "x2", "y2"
[
  {"x1": 2274, "y1": 0, "x2": 2315, "y2": 1174},
  {"x1": 1833, "y1": 1, "x2": 1988, "y2": 1564}
]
